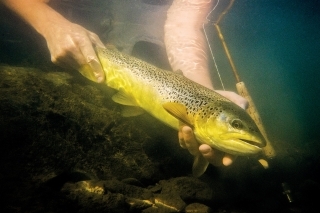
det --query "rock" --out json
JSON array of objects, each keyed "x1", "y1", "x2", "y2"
[
  {"x1": 61, "y1": 179, "x2": 156, "y2": 212},
  {"x1": 62, "y1": 180, "x2": 105, "y2": 197},
  {"x1": 121, "y1": 177, "x2": 145, "y2": 187},
  {"x1": 126, "y1": 197, "x2": 154, "y2": 211},
  {"x1": 154, "y1": 193, "x2": 186, "y2": 212},
  {"x1": 159, "y1": 177, "x2": 213, "y2": 203},
  {"x1": 103, "y1": 178, "x2": 153, "y2": 200},
  {"x1": 148, "y1": 183, "x2": 162, "y2": 193},
  {"x1": 61, "y1": 178, "x2": 216, "y2": 212},
  {"x1": 61, "y1": 180, "x2": 129, "y2": 213},
  {"x1": 142, "y1": 205, "x2": 173, "y2": 213},
  {"x1": 185, "y1": 203, "x2": 212, "y2": 213}
]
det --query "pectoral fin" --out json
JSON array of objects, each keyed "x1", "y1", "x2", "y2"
[
  {"x1": 112, "y1": 91, "x2": 144, "y2": 117},
  {"x1": 112, "y1": 91, "x2": 138, "y2": 106},
  {"x1": 162, "y1": 102, "x2": 193, "y2": 127},
  {"x1": 192, "y1": 154, "x2": 209, "y2": 177}
]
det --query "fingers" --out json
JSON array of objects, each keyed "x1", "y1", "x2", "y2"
[
  {"x1": 79, "y1": 31, "x2": 105, "y2": 83},
  {"x1": 179, "y1": 124, "x2": 235, "y2": 167},
  {"x1": 199, "y1": 144, "x2": 236, "y2": 167},
  {"x1": 46, "y1": 23, "x2": 105, "y2": 83},
  {"x1": 178, "y1": 130, "x2": 187, "y2": 149},
  {"x1": 50, "y1": 38, "x2": 84, "y2": 70},
  {"x1": 179, "y1": 125, "x2": 199, "y2": 156},
  {"x1": 199, "y1": 144, "x2": 223, "y2": 167},
  {"x1": 178, "y1": 91, "x2": 246, "y2": 169},
  {"x1": 86, "y1": 57, "x2": 105, "y2": 83},
  {"x1": 222, "y1": 154, "x2": 237, "y2": 166},
  {"x1": 88, "y1": 31, "x2": 106, "y2": 48}
]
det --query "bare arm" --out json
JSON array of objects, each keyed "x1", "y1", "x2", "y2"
[
  {"x1": 2, "y1": 0, "x2": 105, "y2": 82},
  {"x1": 165, "y1": 0, "x2": 248, "y2": 167}
]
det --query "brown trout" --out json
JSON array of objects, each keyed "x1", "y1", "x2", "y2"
[{"x1": 80, "y1": 46, "x2": 266, "y2": 177}]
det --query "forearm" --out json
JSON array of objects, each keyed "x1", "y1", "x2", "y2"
[
  {"x1": 164, "y1": 0, "x2": 215, "y2": 90},
  {"x1": 2, "y1": 0, "x2": 67, "y2": 37}
]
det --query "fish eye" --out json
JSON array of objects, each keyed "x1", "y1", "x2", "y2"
[{"x1": 231, "y1": 119, "x2": 243, "y2": 129}]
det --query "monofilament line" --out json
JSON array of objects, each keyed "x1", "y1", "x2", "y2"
[{"x1": 202, "y1": 0, "x2": 225, "y2": 90}]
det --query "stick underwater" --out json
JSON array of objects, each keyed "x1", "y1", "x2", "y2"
[{"x1": 213, "y1": 0, "x2": 276, "y2": 167}]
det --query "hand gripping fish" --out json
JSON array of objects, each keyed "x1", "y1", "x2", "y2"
[{"x1": 79, "y1": 46, "x2": 266, "y2": 177}]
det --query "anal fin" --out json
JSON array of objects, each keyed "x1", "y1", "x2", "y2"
[{"x1": 192, "y1": 154, "x2": 209, "y2": 177}]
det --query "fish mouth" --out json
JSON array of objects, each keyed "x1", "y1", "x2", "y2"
[
  {"x1": 239, "y1": 139, "x2": 265, "y2": 148},
  {"x1": 211, "y1": 133, "x2": 266, "y2": 155}
]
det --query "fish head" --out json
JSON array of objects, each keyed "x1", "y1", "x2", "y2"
[{"x1": 194, "y1": 101, "x2": 266, "y2": 156}]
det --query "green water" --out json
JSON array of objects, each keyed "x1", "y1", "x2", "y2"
[
  {"x1": 219, "y1": 0, "x2": 320, "y2": 145},
  {"x1": 1, "y1": 0, "x2": 319, "y2": 154},
  {"x1": 1, "y1": 0, "x2": 320, "y2": 212}
]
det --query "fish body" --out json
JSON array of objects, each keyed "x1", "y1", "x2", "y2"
[{"x1": 81, "y1": 46, "x2": 266, "y2": 176}]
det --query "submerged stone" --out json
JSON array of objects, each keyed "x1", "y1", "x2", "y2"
[
  {"x1": 154, "y1": 193, "x2": 186, "y2": 212},
  {"x1": 185, "y1": 203, "x2": 212, "y2": 213},
  {"x1": 159, "y1": 177, "x2": 213, "y2": 203}
]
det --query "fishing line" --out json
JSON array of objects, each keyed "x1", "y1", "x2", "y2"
[{"x1": 203, "y1": 0, "x2": 226, "y2": 90}]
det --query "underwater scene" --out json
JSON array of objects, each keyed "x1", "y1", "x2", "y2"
[{"x1": 0, "y1": 0, "x2": 319, "y2": 212}]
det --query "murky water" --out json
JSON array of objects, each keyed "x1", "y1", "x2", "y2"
[
  {"x1": 219, "y1": 0, "x2": 320, "y2": 146},
  {"x1": 1, "y1": 0, "x2": 319, "y2": 212}
]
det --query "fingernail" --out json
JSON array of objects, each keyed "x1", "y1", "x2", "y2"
[
  {"x1": 199, "y1": 144, "x2": 212, "y2": 154},
  {"x1": 223, "y1": 157, "x2": 233, "y2": 166},
  {"x1": 96, "y1": 75, "x2": 105, "y2": 83},
  {"x1": 182, "y1": 126, "x2": 193, "y2": 134},
  {"x1": 239, "y1": 103, "x2": 246, "y2": 110},
  {"x1": 90, "y1": 60, "x2": 105, "y2": 83}
]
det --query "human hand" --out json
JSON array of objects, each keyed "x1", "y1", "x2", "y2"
[
  {"x1": 2, "y1": 0, "x2": 106, "y2": 82},
  {"x1": 41, "y1": 17, "x2": 106, "y2": 83},
  {"x1": 178, "y1": 91, "x2": 248, "y2": 167}
]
